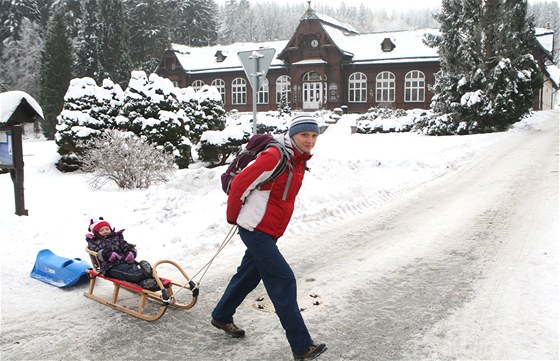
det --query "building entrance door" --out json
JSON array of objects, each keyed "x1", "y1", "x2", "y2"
[
  {"x1": 302, "y1": 72, "x2": 323, "y2": 110},
  {"x1": 303, "y1": 82, "x2": 322, "y2": 110}
]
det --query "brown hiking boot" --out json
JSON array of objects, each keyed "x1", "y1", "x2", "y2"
[
  {"x1": 211, "y1": 319, "x2": 246, "y2": 338},
  {"x1": 293, "y1": 343, "x2": 327, "y2": 360}
]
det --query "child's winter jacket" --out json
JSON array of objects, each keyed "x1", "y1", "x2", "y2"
[{"x1": 86, "y1": 230, "x2": 137, "y2": 274}]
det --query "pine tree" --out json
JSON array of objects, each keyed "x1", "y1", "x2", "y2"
[
  {"x1": 128, "y1": 0, "x2": 169, "y2": 72},
  {"x1": 74, "y1": 0, "x2": 102, "y2": 82},
  {"x1": 167, "y1": 0, "x2": 219, "y2": 46},
  {"x1": 99, "y1": 0, "x2": 132, "y2": 89},
  {"x1": 39, "y1": 10, "x2": 74, "y2": 140},
  {"x1": 426, "y1": 0, "x2": 542, "y2": 134}
]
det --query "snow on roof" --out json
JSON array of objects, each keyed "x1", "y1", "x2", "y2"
[
  {"x1": 170, "y1": 28, "x2": 439, "y2": 75},
  {"x1": 0, "y1": 91, "x2": 44, "y2": 125},
  {"x1": 323, "y1": 26, "x2": 439, "y2": 63},
  {"x1": 171, "y1": 40, "x2": 288, "y2": 74},
  {"x1": 535, "y1": 28, "x2": 555, "y2": 55},
  {"x1": 302, "y1": 10, "x2": 358, "y2": 34},
  {"x1": 546, "y1": 64, "x2": 560, "y2": 88}
]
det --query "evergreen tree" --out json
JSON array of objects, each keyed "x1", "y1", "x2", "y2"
[
  {"x1": 426, "y1": 0, "x2": 542, "y2": 134},
  {"x1": 74, "y1": 0, "x2": 102, "y2": 82},
  {"x1": 128, "y1": 0, "x2": 169, "y2": 72},
  {"x1": 218, "y1": 0, "x2": 238, "y2": 44},
  {"x1": 99, "y1": 0, "x2": 132, "y2": 89},
  {"x1": 39, "y1": 10, "x2": 73, "y2": 140},
  {"x1": 167, "y1": 0, "x2": 219, "y2": 46}
]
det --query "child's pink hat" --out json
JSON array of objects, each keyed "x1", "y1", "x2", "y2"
[{"x1": 89, "y1": 218, "x2": 111, "y2": 233}]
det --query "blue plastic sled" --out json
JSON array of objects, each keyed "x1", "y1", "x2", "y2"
[{"x1": 30, "y1": 249, "x2": 91, "y2": 288}]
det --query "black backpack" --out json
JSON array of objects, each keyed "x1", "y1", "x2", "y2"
[{"x1": 221, "y1": 134, "x2": 292, "y2": 200}]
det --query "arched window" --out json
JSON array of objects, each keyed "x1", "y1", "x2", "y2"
[
  {"x1": 257, "y1": 78, "x2": 269, "y2": 104},
  {"x1": 405, "y1": 71, "x2": 425, "y2": 102},
  {"x1": 232, "y1": 78, "x2": 246, "y2": 105},
  {"x1": 303, "y1": 71, "x2": 322, "y2": 81},
  {"x1": 376, "y1": 72, "x2": 395, "y2": 103},
  {"x1": 191, "y1": 80, "x2": 205, "y2": 92},
  {"x1": 211, "y1": 79, "x2": 226, "y2": 103},
  {"x1": 349, "y1": 72, "x2": 367, "y2": 103},
  {"x1": 276, "y1": 75, "x2": 291, "y2": 104}
]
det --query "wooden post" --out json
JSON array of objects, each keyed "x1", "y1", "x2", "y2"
[{"x1": 10, "y1": 125, "x2": 28, "y2": 216}]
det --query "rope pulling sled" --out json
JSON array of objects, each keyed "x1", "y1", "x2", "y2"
[{"x1": 83, "y1": 225, "x2": 237, "y2": 321}]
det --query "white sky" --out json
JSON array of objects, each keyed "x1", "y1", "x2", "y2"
[
  {"x1": 215, "y1": 0, "x2": 443, "y2": 10},
  {"x1": 217, "y1": 0, "x2": 556, "y2": 11}
]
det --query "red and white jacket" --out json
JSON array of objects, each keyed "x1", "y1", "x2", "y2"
[{"x1": 226, "y1": 133, "x2": 312, "y2": 239}]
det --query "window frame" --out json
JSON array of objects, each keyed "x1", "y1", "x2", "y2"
[
  {"x1": 404, "y1": 70, "x2": 425, "y2": 102},
  {"x1": 376, "y1": 71, "x2": 395, "y2": 103},
  {"x1": 232, "y1": 78, "x2": 247, "y2": 105},
  {"x1": 348, "y1": 72, "x2": 367, "y2": 103}
]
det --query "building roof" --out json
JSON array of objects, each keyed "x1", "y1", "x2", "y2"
[
  {"x1": 166, "y1": 13, "x2": 554, "y2": 77},
  {"x1": 169, "y1": 40, "x2": 289, "y2": 75},
  {"x1": 169, "y1": 28, "x2": 440, "y2": 75}
]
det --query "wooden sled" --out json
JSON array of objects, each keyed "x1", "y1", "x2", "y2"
[{"x1": 84, "y1": 248, "x2": 199, "y2": 321}]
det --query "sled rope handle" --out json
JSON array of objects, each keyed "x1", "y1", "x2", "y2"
[{"x1": 172, "y1": 225, "x2": 238, "y2": 297}]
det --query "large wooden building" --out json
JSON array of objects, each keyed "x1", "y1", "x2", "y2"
[{"x1": 155, "y1": 3, "x2": 557, "y2": 113}]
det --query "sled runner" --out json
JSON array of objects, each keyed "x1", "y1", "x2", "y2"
[
  {"x1": 30, "y1": 249, "x2": 91, "y2": 288},
  {"x1": 84, "y1": 248, "x2": 199, "y2": 321}
]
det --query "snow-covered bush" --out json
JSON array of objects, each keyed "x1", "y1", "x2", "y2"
[
  {"x1": 198, "y1": 126, "x2": 249, "y2": 166},
  {"x1": 182, "y1": 85, "x2": 226, "y2": 144},
  {"x1": 80, "y1": 130, "x2": 175, "y2": 189},
  {"x1": 197, "y1": 112, "x2": 288, "y2": 165},
  {"x1": 55, "y1": 77, "x2": 123, "y2": 172},
  {"x1": 119, "y1": 71, "x2": 194, "y2": 168},
  {"x1": 416, "y1": 113, "x2": 457, "y2": 136},
  {"x1": 356, "y1": 107, "x2": 411, "y2": 133}
]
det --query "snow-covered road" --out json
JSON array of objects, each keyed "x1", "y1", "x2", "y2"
[
  {"x1": 1, "y1": 113, "x2": 557, "y2": 361},
  {"x1": 291, "y1": 115, "x2": 559, "y2": 360}
]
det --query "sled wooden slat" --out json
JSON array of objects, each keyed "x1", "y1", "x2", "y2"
[{"x1": 84, "y1": 248, "x2": 198, "y2": 321}]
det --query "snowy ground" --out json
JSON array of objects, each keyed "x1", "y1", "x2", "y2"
[{"x1": 0, "y1": 110, "x2": 558, "y2": 360}]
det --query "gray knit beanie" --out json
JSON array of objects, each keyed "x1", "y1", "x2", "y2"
[{"x1": 288, "y1": 116, "x2": 320, "y2": 137}]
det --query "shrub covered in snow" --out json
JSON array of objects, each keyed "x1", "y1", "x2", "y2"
[
  {"x1": 55, "y1": 72, "x2": 225, "y2": 171},
  {"x1": 80, "y1": 129, "x2": 175, "y2": 189},
  {"x1": 55, "y1": 78, "x2": 123, "y2": 172},
  {"x1": 356, "y1": 107, "x2": 412, "y2": 134},
  {"x1": 182, "y1": 85, "x2": 226, "y2": 144},
  {"x1": 197, "y1": 112, "x2": 289, "y2": 166}
]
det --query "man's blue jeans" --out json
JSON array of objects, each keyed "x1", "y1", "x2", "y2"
[{"x1": 212, "y1": 227, "x2": 313, "y2": 354}]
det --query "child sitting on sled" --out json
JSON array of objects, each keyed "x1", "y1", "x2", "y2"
[{"x1": 86, "y1": 217, "x2": 160, "y2": 291}]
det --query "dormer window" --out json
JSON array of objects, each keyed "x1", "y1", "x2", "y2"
[
  {"x1": 381, "y1": 38, "x2": 396, "y2": 52},
  {"x1": 215, "y1": 50, "x2": 227, "y2": 62}
]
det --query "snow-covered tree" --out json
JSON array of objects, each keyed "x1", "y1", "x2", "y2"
[
  {"x1": 74, "y1": 0, "x2": 102, "y2": 82},
  {"x1": 55, "y1": 77, "x2": 124, "y2": 171},
  {"x1": 1, "y1": 18, "x2": 43, "y2": 99},
  {"x1": 99, "y1": 0, "x2": 132, "y2": 89},
  {"x1": 127, "y1": 0, "x2": 169, "y2": 72},
  {"x1": 425, "y1": 0, "x2": 542, "y2": 134},
  {"x1": 39, "y1": 9, "x2": 74, "y2": 140},
  {"x1": 277, "y1": 89, "x2": 292, "y2": 117},
  {"x1": 165, "y1": 0, "x2": 218, "y2": 46}
]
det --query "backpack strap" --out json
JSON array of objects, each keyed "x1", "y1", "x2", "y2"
[{"x1": 260, "y1": 142, "x2": 292, "y2": 201}]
